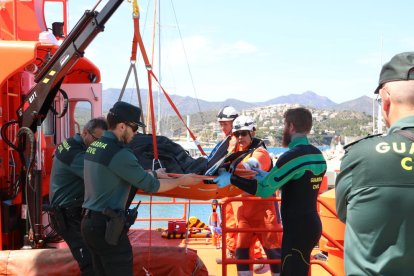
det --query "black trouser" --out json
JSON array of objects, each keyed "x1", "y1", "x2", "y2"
[
  {"x1": 50, "y1": 206, "x2": 94, "y2": 276},
  {"x1": 81, "y1": 210, "x2": 133, "y2": 276},
  {"x1": 281, "y1": 213, "x2": 322, "y2": 276}
]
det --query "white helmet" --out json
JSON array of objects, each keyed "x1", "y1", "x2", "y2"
[
  {"x1": 217, "y1": 106, "x2": 238, "y2": 122},
  {"x1": 232, "y1": 115, "x2": 256, "y2": 133}
]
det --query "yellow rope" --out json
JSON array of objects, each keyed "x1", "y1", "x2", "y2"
[{"x1": 127, "y1": 0, "x2": 139, "y2": 18}]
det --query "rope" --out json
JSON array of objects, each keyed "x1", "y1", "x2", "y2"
[
  {"x1": 185, "y1": 199, "x2": 191, "y2": 254},
  {"x1": 148, "y1": 195, "x2": 153, "y2": 273},
  {"x1": 133, "y1": 3, "x2": 208, "y2": 157},
  {"x1": 148, "y1": 70, "x2": 207, "y2": 156},
  {"x1": 119, "y1": 2, "x2": 146, "y2": 133},
  {"x1": 130, "y1": 0, "x2": 139, "y2": 18},
  {"x1": 168, "y1": 0, "x2": 205, "y2": 124}
]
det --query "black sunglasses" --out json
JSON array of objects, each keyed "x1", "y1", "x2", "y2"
[
  {"x1": 233, "y1": 130, "x2": 250, "y2": 137},
  {"x1": 125, "y1": 122, "x2": 139, "y2": 132}
]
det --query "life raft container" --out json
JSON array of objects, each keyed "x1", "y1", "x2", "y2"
[
  {"x1": 161, "y1": 230, "x2": 213, "y2": 239},
  {"x1": 161, "y1": 216, "x2": 214, "y2": 239}
]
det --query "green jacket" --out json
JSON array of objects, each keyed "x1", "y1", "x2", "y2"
[
  {"x1": 49, "y1": 134, "x2": 86, "y2": 208},
  {"x1": 336, "y1": 115, "x2": 414, "y2": 276},
  {"x1": 82, "y1": 131, "x2": 160, "y2": 212}
]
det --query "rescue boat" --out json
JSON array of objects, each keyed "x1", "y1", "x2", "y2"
[{"x1": 0, "y1": 1, "x2": 346, "y2": 275}]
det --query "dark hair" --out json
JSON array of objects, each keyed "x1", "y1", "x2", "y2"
[
  {"x1": 106, "y1": 112, "x2": 123, "y2": 130},
  {"x1": 284, "y1": 107, "x2": 312, "y2": 133},
  {"x1": 84, "y1": 117, "x2": 108, "y2": 133}
]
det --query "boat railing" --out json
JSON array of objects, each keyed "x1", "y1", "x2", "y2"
[
  {"x1": 129, "y1": 195, "x2": 344, "y2": 275},
  {"x1": 220, "y1": 196, "x2": 282, "y2": 276},
  {"x1": 220, "y1": 196, "x2": 344, "y2": 276},
  {"x1": 130, "y1": 198, "x2": 211, "y2": 222},
  {"x1": 317, "y1": 198, "x2": 344, "y2": 252}
]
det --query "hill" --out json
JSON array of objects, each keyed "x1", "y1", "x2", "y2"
[
  {"x1": 261, "y1": 91, "x2": 337, "y2": 109},
  {"x1": 333, "y1": 95, "x2": 377, "y2": 115},
  {"x1": 102, "y1": 88, "x2": 375, "y2": 115}
]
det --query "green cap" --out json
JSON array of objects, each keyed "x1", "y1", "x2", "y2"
[
  {"x1": 109, "y1": 101, "x2": 146, "y2": 128},
  {"x1": 374, "y1": 52, "x2": 414, "y2": 94}
]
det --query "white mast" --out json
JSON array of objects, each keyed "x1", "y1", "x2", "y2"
[{"x1": 157, "y1": 0, "x2": 162, "y2": 135}]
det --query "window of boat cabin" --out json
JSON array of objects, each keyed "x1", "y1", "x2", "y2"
[
  {"x1": 42, "y1": 100, "x2": 92, "y2": 143},
  {"x1": 68, "y1": 100, "x2": 92, "y2": 137}
]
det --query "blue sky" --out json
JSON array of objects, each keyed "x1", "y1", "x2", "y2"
[{"x1": 54, "y1": 0, "x2": 414, "y2": 104}]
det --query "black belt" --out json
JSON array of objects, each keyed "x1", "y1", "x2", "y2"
[
  {"x1": 61, "y1": 206, "x2": 82, "y2": 216},
  {"x1": 83, "y1": 209, "x2": 107, "y2": 219}
]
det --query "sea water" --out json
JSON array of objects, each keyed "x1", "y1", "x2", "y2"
[{"x1": 131, "y1": 195, "x2": 214, "y2": 229}]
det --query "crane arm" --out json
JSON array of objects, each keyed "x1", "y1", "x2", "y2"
[{"x1": 16, "y1": 0, "x2": 124, "y2": 131}]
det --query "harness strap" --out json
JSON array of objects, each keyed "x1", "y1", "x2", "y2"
[
  {"x1": 134, "y1": 14, "x2": 206, "y2": 157},
  {"x1": 148, "y1": 71, "x2": 207, "y2": 156}
]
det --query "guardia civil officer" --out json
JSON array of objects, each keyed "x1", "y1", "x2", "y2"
[
  {"x1": 49, "y1": 117, "x2": 107, "y2": 276},
  {"x1": 336, "y1": 52, "x2": 414, "y2": 275},
  {"x1": 81, "y1": 101, "x2": 198, "y2": 275}
]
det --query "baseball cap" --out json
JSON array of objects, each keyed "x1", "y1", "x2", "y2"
[
  {"x1": 374, "y1": 52, "x2": 414, "y2": 94},
  {"x1": 108, "y1": 101, "x2": 146, "y2": 128}
]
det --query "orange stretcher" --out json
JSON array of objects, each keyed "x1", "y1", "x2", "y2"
[{"x1": 137, "y1": 169, "x2": 257, "y2": 200}]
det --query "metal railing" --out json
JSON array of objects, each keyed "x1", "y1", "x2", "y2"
[
  {"x1": 130, "y1": 194, "x2": 345, "y2": 276},
  {"x1": 220, "y1": 196, "x2": 345, "y2": 276}
]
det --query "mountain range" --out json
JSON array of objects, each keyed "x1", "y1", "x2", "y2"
[{"x1": 103, "y1": 89, "x2": 377, "y2": 116}]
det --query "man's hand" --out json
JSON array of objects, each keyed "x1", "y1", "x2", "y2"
[
  {"x1": 155, "y1": 168, "x2": 171, "y2": 179},
  {"x1": 213, "y1": 170, "x2": 232, "y2": 188},
  {"x1": 253, "y1": 168, "x2": 269, "y2": 182},
  {"x1": 176, "y1": 173, "x2": 200, "y2": 186}
]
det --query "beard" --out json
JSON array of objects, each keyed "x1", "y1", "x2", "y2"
[
  {"x1": 282, "y1": 128, "x2": 291, "y2": 148},
  {"x1": 121, "y1": 128, "x2": 132, "y2": 144}
]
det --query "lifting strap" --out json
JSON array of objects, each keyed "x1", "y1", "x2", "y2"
[
  {"x1": 134, "y1": 13, "x2": 207, "y2": 157},
  {"x1": 131, "y1": 15, "x2": 160, "y2": 162},
  {"x1": 118, "y1": 3, "x2": 146, "y2": 134},
  {"x1": 127, "y1": 3, "x2": 153, "y2": 275}
]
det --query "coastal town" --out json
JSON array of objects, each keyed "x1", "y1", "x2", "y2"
[{"x1": 163, "y1": 103, "x2": 377, "y2": 148}]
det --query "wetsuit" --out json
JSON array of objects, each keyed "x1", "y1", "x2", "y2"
[
  {"x1": 49, "y1": 134, "x2": 94, "y2": 276},
  {"x1": 230, "y1": 135, "x2": 327, "y2": 276},
  {"x1": 336, "y1": 116, "x2": 414, "y2": 275},
  {"x1": 233, "y1": 145, "x2": 282, "y2": 275},
  {"x1": 81, "y1": 131, "x2": 160, "y2": 275}
]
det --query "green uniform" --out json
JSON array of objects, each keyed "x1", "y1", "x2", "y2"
[
  {"x1": 83, "y1": 131, "x2": 160, "y2": 211},
  {"x1": 50, "y1": 133, "x2": 85, "y2": 208},
  {"x1": 336, "y1": 115, "x2": 414, "y2": 276},
  {"x1": 49, "y1": 133, "x2": 94, "y2": 275}
]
